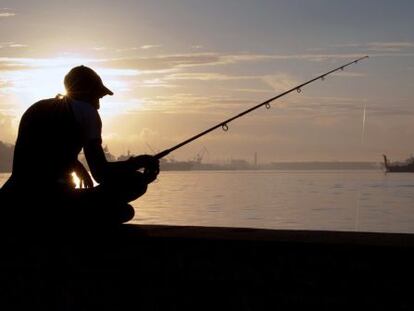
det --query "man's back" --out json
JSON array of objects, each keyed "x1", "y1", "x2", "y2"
[{"x1": 11, "y1": 97, "x2": 82, "y2": 188}]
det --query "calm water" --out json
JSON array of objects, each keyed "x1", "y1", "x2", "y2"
[{"x1": 1, "y1": 170, "x2": 414, "y2": 233}]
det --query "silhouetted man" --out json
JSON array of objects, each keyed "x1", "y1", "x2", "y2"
[{"x1": 1, "y1": 66, "x2": 159, "y2": 224}]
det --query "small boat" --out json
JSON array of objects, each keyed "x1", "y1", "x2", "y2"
[{"x1": 383, "y1": 154, "x2": 414, "y2": 172}]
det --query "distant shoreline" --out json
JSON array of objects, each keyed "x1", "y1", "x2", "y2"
[
  {"x1": 0, "y1": 141, "x2": 385, "y2": 173},
  {"x1": 160, "y1": 161, "x2": 381, "y2": 171},
  {"x1": 0, "y1": 166, "x2": 382, "y2": 174}
]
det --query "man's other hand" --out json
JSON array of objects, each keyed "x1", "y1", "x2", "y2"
[
  {"x1": 73, "y1": 160, "x2": 94, "y2": 188},
  {"x1": 129, "y1": 155, "x2": 160, "y2": 183},
  {"x1": 129, "y1": 155, "x2": 159, "y2": 170}
]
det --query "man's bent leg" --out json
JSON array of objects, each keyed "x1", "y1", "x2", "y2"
[
  {"x1": 98, "y1": 171, "x2": 148, "y2": 203},
  {"x1": 68, "y1": 171, "x2": 147, "y2": 224}
]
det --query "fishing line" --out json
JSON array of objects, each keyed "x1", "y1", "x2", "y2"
[{"x1": 361, "y1": 102, "x2": 367, "y2": 145}]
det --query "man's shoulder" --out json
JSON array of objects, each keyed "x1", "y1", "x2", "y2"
[
  {"x1": 28, "y1": 97, "x2": 59, "y2": 108},
  {"x1": 22, "y1": 97, "x2": 62, "y2": 117},
  {"x1": 70, "y1": 99, "x2": 100, "y2": 119},
  {"x1": 69, "y1": 100, "x2": 102, "y2": 143},
  {"x1": 36, "y1": 97, "x2": 59, "y2": 105}
]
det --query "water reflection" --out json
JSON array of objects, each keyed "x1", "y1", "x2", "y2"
[{"x1": 1, "y1": 171, "x2": 414, "y2": 233}]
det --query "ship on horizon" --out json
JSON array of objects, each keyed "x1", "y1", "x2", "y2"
[{"x1": 383, "y1": 154, "x2": 414, "y2": 173}]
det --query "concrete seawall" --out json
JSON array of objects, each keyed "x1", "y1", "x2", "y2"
[{"x1": 1, "y1": 224, "x2": 414, "y2": 310}]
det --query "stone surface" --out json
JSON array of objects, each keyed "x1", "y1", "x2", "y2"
[{"x1": 0, "y1": 224, "x2": 413, "y2": 310}]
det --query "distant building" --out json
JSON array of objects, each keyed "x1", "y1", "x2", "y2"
[
  {"x1": 269, "y1": 161, "x2": 379, "y2": 170},
  {"x1": 230, "y1": 159, "x2": 250, "y2": 170},
  {"x1": 103, "y1": 145, "x2": 116, "y2": 162},
  {"x1": 160, "y1": 158, "x2": 193, "y2": 171},
  {"x1": 117, "y1": 150, "x2": 132, "y2": 161}
]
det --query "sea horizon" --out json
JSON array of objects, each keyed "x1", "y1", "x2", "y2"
[{"x1": 2, "y1": 170, "x2": 413, "y2": 234}]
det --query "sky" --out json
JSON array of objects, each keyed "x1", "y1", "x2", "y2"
[{"x1": 0, "y1": 0, "x2": 414, "y2": 163}]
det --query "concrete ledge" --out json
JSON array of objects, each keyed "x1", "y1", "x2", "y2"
[
  {"x1": 1, "y1": 224, "x2": 413, "y2": 310},
  {"x1": 121, "y1": 224, "x2": 414, "y2": 247}
]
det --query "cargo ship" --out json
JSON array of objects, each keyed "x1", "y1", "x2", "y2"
[{"x1": 383, "y1": 154, "x2": 414, "y2": 172}]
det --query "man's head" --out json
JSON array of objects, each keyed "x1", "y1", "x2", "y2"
[{"x1": 64, "y1": 66, "x2": 113, "y2": 109}]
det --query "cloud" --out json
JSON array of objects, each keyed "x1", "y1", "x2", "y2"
[
  {"x1": 332, "y1": 42, "x2": 414, "y2": 52},
  {"x1": 0, "y1": 58, "x2": 39, "y2": 71},
  {"x1": 103, "y1": 53, "x2": 223, "y2": 71},
  {"x1": 115, "y1": 47, "x2": 139, "y2": 53},
  {"x1": 0, "y1": 56, "x2": 97, "y2": 72},
  {"x1": 0, "y1": 112, "x2": 15, "y2": 142},
  {"x1": 262, "y1": 74, "x2": 298, "y2": 92},
  {"x1": 0, "y1": 12, "x2": 15, "y2": 17},
  {"x1": 228, "y1": 87, "x2": 274, "y2": 94},
  {"x1": 222, "y1": 53, "x2": 367, "y2": 63},
  {"x1": 365, "y1": 42, "x2": 414, "y2": 52},
  {"x1": 137, "y1": 93, "x2": 254, "y2": 113},
  {"x1": 97, "y1": 52, "x2": 373, "y2": 75},
  {"x1": 0, "y1": 8, "x2": 15, "y2": 18},
  {"x1": 276, "y1": 94, "x2": 414, "y2": 119},
  {"x1": 289, "y1": 96, "x2": 365, "y2": 113},
  {"x1": 331, "y1": 71, "x2": 366, "y2": 78},
  {"x1": 0, "y1": 78, "x2": 13, "y2": 92},
  {"x1": 365, "y1": 106, "x2": 414, "y2": 117},
  {"x1": 9, "y1": 44, "x2": 27, "y2": 48},
  {"x1": 127, "y1": 53, "x2": 366, "y2": 91},
  {"x1": 138, "y1": 127, "x2": 159, "y2": 141},
  {"x1": 140, "y1": 45, "x2": 162, "y2": 50},
  {"x1": 0, "y1": 51, "x2": 378, "y2": 75},
  {"x1": 141, "y1": 78, "x2": 177, "y2": 88},
  {"x1": 0, "y1": 62, "x2": 32, "y2": 71},
  {"x1": 0, "y1": 42, "x2": 28, "y2": 50},
  {"x1": 164, "y1": 72, "x2": 260, "y2": 81},
  {"x1": 367, "y1": 42, "x2": 414, "y2": 48},
  {"x1": 114, "y1": 45, "x2": 163, "y2": 53},
  {"x1": 92, "y1": 47, "x2": 107, "y2": 51}
]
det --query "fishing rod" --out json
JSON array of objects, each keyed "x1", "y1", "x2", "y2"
[{"x1": 155, "y1": 55, "x2": 369, "y2": 160}]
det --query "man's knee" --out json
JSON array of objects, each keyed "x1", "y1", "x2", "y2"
[
  {"x1": 136, "y1": 182, "x2": 147, "y2": 195},
  {"x1": 98, "y1": 171, "x2": 149, "y2": 203},
  {"x1": 117, "y1": 172, "x2": 148, "y2": 202},
  {"x1": 124, "y1": 182, "x2": 146, "y2": 202},
  {"x1": 118, "y1": 203, "x2": 135, "y2": 223}
]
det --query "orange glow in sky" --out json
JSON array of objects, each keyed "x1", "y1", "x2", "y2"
[{"x1": 1, "y1": 1, "x2": 414, "y2": 162}]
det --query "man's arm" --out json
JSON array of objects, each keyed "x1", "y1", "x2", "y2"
[
  {"x1": 83, "y1": 141, "x2": 108, "y2": 183},
  {"x1": 84, "y1": 140, "x2": 159, "y2": 184},
  {"x1": 74, "y1": 101, "x2": 158, "y2": 183}
]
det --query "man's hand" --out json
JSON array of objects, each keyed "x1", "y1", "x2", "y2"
[
  {"x1": 73, "y1": 160, "x2": 94, "y2": 188},
  {"x1": 143, "y1": 163, "x2": 160, "y2": 184},
  {"x1": 129, "y1": 155, "x2": 160, "y2": 183},
  {"x1": 129, "y1": 155, "x2": 158, "y2": 170}
]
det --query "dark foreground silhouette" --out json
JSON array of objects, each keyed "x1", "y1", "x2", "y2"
[
  {"x1": 0, "y1": 224, "x2": 413, "y2": 310},
  {"x1": 0, "y1": 66, "x2": 159, "y2": 224}
]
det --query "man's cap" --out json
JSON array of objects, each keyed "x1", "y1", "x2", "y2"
[{"x1": 64, "y1": 65, "x2": 113, "y2": 97}]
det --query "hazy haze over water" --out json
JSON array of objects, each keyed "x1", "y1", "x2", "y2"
[{"x1": 2, "y1": 170, "x2": 414, "y2": 233}]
